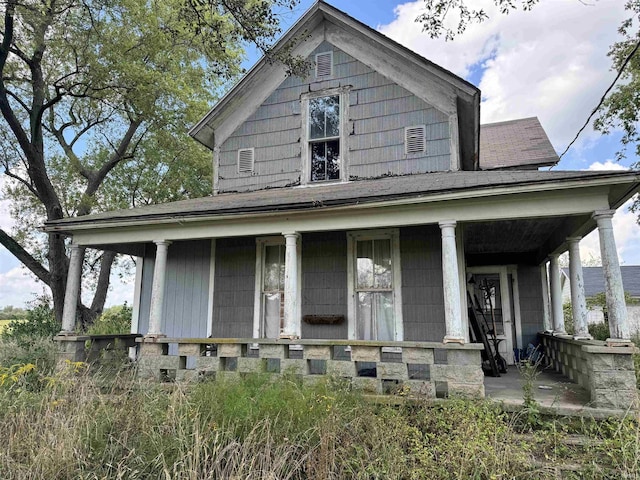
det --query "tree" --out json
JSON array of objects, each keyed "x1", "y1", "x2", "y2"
[
  {"x1": 594, "y1": 0, "x2": 640, "y2": 218},
  {"x1": 415, "y1": 0, "x2": 540, "y2": 41},
  {"x1": 0, "y1": 0, "x2": 300, "y2": 329}
]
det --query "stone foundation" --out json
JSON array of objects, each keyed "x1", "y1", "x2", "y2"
[
  {"x1": 540, "y1": 333, "x2": 638, "y2": 410},
  {"x1": 54, "y1": 334, "x2": 141, "y2": 369},
  {"x1": 133, "y1": 337, "x2": 485, "y2": 399}
]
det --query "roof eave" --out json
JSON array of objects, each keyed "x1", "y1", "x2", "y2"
[{"x1": 42, "y1": 172, "x2": 640, "y2": 234}]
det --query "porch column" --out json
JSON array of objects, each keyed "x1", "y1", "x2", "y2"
[
  {"x1": 593, "y1": 210, "x2": 631, "y2": 342},
  {"x1": 549, "y1": 254, "x2": 566, "y2": 334},
  {"x1": 60, "y1": 244, "x2": 85, "y2": 334},
  {"x1": 439, "y1": 220, "x2": 464, "y2": 344},
  {"x1": 567, "y1": 237, "x2": 591, "y2": 339},
  {"x1": 147, "y1": 240, "x2": 171, "y2": 337},
  {"x1": 540, "y1": 262, "x2": 553, "y2": 332},
  {"x1": 282, "y1": 232, "x2": 300, "y2": 339}
]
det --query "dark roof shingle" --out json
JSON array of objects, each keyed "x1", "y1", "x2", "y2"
[
  {"x1": 45, "y1": 170, "x2": 637, "y2": 229},
  {"x1": 480, "y1": 117, "x2": 559, "y2": 170}
]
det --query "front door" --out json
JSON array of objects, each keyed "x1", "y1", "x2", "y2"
[{"x1": 468, "y1": 268, "x2": 517, "y2": 364}]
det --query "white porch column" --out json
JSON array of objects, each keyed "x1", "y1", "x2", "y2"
[
  {"x1": 540, "y1": 262, "x2": 553, "y2": 332},
  {"x1": 549, "y1": 254, "x2": 566, "y2": 334},
  {"x1": 60, "y1": 244, "x2": 85, "y2": 334},
  {"x1": 567, "y1": 237, "x2": 591, "y2": 339},
  {"x1": 147, "y1": 240, "x2": 171, "y2": 337},
  {"x1": 439, "y1": 220, "x2": 464, "y2": 344},
  {"x1": 282, "y1": 232, "x2": 300, "y2": 339},
  {"x1": 593, "y1": 210, "x2": 631, "y2": 342}
]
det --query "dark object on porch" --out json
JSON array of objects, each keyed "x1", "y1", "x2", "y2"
[
  {"x1": 303, "y1": 315, "x2": 345, "y2": 325},
  {"x1": 469, "y1": 306, "x2": 501, "y2": 377}
]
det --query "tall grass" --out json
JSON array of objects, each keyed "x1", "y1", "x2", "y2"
[{"x1": 0, "y1": 360, "x2": 638, "y2": 479}]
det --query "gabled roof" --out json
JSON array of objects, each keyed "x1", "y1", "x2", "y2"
[
  {"x1": 480, "y1": 117, "x2": 559, "y2": 170},
  {"x1": 44, "y1": 170, "x2": 639, "y2": 231},
  {"x1": 189, "y1": 1, "x2": 480, "y2": 169},
  {"x1": 563, "y1": 266, "x2": 640, "y2": 298}
]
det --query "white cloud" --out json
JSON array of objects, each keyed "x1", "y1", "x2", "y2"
[
  {"x1": 579, "y1": 198, "x2": 640, "y2": 266},
  {"x1": 586, "y1": 160, "x2": 628, "y2": 171},
  {"x1": 379, "y1": 0, "x2": 628, "y2": 150},
  {"x1": 0, "y1": 266, "x2": 47, "y2": 308}
]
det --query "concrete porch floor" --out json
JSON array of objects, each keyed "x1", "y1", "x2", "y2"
[{"x1": 484, "y1": 368, "x2": 629, "y2": 418}]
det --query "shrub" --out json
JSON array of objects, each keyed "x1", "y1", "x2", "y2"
[
  {"x1": 588, "y1": 322, "x2": 610, "y2": 341},
  {"x1": 85, "y1": 303, "x2": 132, "y2": 335},
  {"x1": 1, "y1": 298, "x2": 59, "y2": 345}
]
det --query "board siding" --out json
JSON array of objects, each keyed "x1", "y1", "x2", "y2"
[
  {"x1": 301, "y1": 232, "x2": 349, "y2": 339},
  {"x1": 400, "y1": 225, "x2": 445, "y2": 342},
  {"x1": 211, "y1": 237, "x2": 256, "y2": 338},
  {"x1": 218, "y1": 41, "x2": 450, "y2": 193},
  {"x1": 517, "y1": 265, "x2": 545, "y2": 347},
  {"x1": 137, "y1": 240, "x2": 211, "y2": 340}
]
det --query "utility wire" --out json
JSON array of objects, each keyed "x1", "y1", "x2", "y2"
[{"x1": 557, "y1": 35, "x2": 640, "y2": 162}]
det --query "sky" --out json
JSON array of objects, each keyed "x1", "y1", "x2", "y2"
[{"x1": 1, "y1": 0, "x2": 639, "y2": 308}]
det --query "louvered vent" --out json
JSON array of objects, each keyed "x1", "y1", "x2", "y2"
[
  {"x1": 315, "y1": 51, "x2": 333, "y2": 78},
  {"x1": 405, "y1": 125, "x2": 426, "y2": 154},
  {"x1": 237, "y1": 148, "x2": 254, "y2": 173}
]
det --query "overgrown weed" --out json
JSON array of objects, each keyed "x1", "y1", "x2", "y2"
[{"x1": 0, "y1": 366, "x2": 639, "y2": 479}]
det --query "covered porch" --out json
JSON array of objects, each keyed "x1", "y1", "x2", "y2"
[{"x1": 47, "y1": 171, "x2": 640, "y2": 409}]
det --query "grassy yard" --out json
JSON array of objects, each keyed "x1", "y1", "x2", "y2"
[{"x1": 0, "y1": 357, "x2": 638, "y2": 479}]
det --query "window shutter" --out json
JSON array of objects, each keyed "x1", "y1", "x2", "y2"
[
  {"x1": 238, "y1": 148, "x2": 254, "y2": 173},
  {"x1": 405, "y1": 125, "x2": 426, "y2": 154},
  {"x1": 315, "y1": 52, "x2": 333, "y2": 78}
]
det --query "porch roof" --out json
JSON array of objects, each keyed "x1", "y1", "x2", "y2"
[{"x1": 44, "y1": 170, "x2": 639, "y2": 233}]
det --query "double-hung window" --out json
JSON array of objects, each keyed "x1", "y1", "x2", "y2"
[
  {"x1": 347, "y1": 230, "x2": 403, "y2": 342},
  {"x1": 302, "y1": 88, "x2": 347, "y2": 184},
  {"x1": 309, "y1": 95, "x2": 341, "y2": 182},
  {"x1": 253, "y1": 237, "x2": 301, "y2": 339}
]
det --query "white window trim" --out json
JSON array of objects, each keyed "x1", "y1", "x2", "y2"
[
  {"x1": 300, "y1": 87, "x2": 350, "y2": 185},
  {"x1": 253, "y1": 236, "x2": 302, "y2": 339},
  {"x1": 346, "y1": 228, "x2": 403, "y2": 342}
]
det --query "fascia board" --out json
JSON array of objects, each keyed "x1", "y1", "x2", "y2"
[
  {"x1": 189, "y1": 3, "x2": 325, "y2": 148},
  {"x1": 318, "y1": 3, "x2": 478, "y2": 98},
  {"x1": 43, "y1": 176, "x2": 634, "y2": 234}
]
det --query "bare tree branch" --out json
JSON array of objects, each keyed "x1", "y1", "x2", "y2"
[{"x1": 0, "y1": 228, "x2": 51, "y2": 285}]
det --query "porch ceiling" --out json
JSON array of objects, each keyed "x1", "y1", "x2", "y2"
[{"x1": 464, "y1": 215, "x2": 591, "y2": 266}]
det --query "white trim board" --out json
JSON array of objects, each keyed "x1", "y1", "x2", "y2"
[{"x1": 68, "y1": 186, "x2": 611, "y2": 247}]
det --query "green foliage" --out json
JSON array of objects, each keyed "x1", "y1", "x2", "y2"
[
  {"x1": 588, "y1": 322, "x2": 611, "y2": 341},
  {"x1": 85, "y1": 304, "x2": 133, "y2": 335},
  {"x1": 0, "y1": 306, "x2": 27, "y2": 321},
  {"x1": 563, "y1": 302, "x2": 575, "y2": 335},
  {"x1": 1, "y1": 300, "x2": 59, "y2": 346},
  {"x1": 0, "y1": 370, "x2": 639, "y2": 478}
]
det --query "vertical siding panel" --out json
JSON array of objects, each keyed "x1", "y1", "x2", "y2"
[
  {"x1": 517, "y1": 266, "x2": 545, "y2": 346},
  {"x1": 301, "y1": 232, "x2": 349, "y2": 339},
  {"x1": 400, "y1": 225, "x2": 445, "y2": 342},
  {"x1": 212, "y1": 237, "x2": 256, "y2": 338}
]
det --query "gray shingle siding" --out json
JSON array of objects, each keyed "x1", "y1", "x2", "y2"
[{"x1": 217, "y1": 42, "x2": 449, "y2": 193}]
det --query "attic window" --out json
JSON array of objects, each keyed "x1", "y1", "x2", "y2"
[
  {"x1": 315, "y1": 52, "x2": 333, "y2": 78},
  {"x1": 405, "y1": 125, "x2": 426, "y2": 154},
  {"x1": 238, "y1": 148, "x2": 254, "y2": 173}
]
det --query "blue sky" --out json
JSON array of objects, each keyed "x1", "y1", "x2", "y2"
[{"x1": 1, "y1": 0, "x2": 638, "y2": 308}]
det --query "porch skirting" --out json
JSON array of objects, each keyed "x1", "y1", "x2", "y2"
[
  {"x1": 135, "y1": 337, "x2": 485, "y2": 398},
  {"x1": 540, "y1": 333, "x2": 638, "y2": 410}
]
